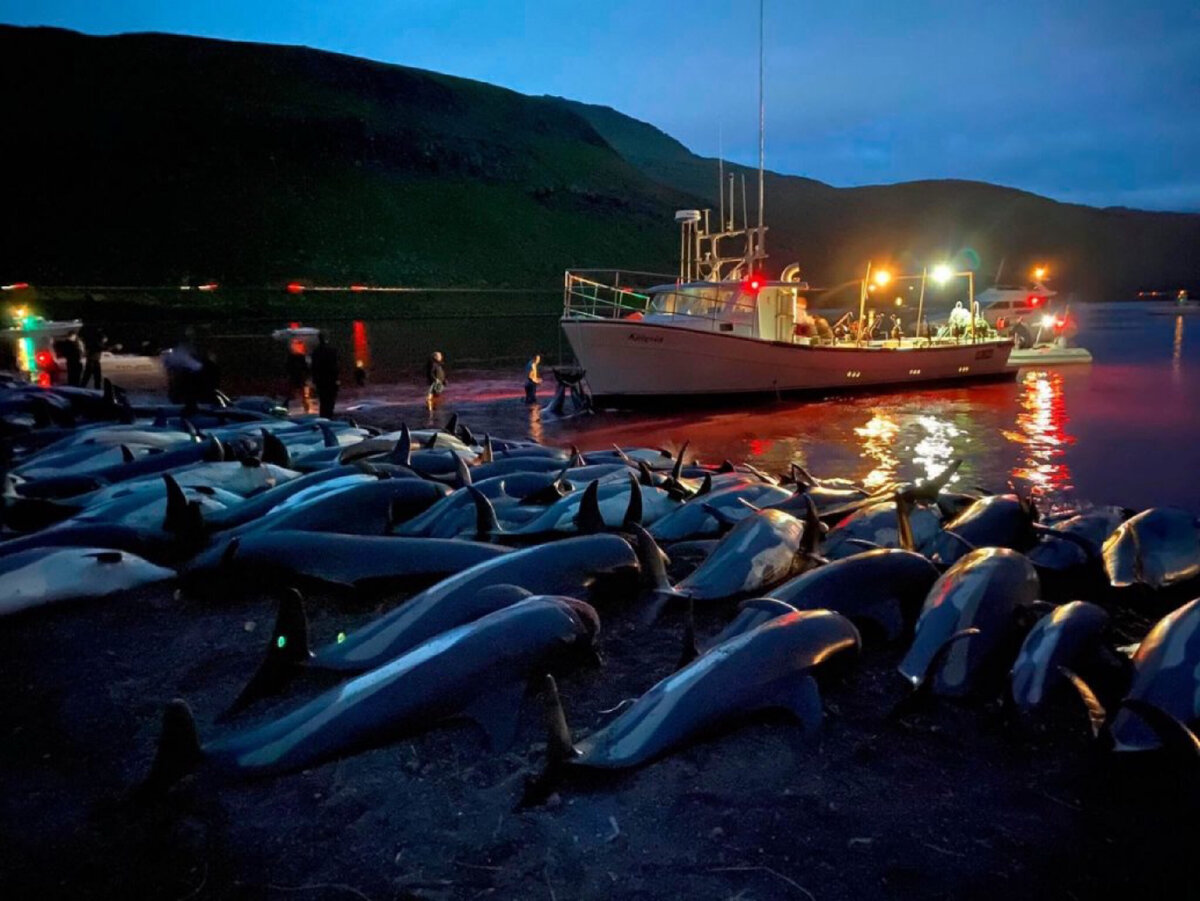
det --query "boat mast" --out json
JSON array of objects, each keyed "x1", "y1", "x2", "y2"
[{"x1": 756, "y1": 0, "x2": 766, "y2": 265}]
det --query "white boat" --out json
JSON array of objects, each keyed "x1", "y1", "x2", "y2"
[
  {"x1": 562, "y1": 268, "x2": 1015, "y2": 403},
  {"x1": 976, "y1": 279, "x2": 1056, "y2": 326}
]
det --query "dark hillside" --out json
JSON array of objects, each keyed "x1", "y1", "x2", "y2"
[
  {"x1": 0, "y1": 27, "x2": 692, "y2": 286},
  {"x1": 555, "y1": 97, "x2": 1200, "y2": 299}
]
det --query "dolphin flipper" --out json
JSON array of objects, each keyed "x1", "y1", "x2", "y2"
[
  {"x1": 1058, "y1": 666, "x2": 1108, "y2": 738},
  {"x1": 770, "y1": 673, "x2": 823, "y2": 733},
  {"x1": 1119, "y1": 699, "x2": 1200, "y2": 760}
]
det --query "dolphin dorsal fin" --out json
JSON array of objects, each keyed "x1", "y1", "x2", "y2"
[
  {"x1": 120, "y1": 444, "x2": 135, "y2": 464},
  {"x1": 671, "y1": 440, "x2": 690, "y2": 482},
  {"x1": 444, "y1": 412, "x2": 460, "y2": 436},
  {"x1": 623, "y1": 473, "x2": 643, "y2": 529},
  {"x1": 574, "y1": 480, "x2": 604, "y2": 534},
  {"x1": 389, "y1": 423, "x2": 412, "y2": 467},
  {"x1": 261, "y1": 429, "x2": 290, "y2": 467},
  {"x1": 468, "y1": 486, "x2": 502, "y2": 540}
]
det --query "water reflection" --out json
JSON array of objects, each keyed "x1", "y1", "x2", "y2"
[
  {"x1": 1004, "y1": 369, "x2": 1074, "y2": 504},
  {"x1": 1172, "y1": 315, "x2": 1183, "y2": 385},
  {"x1": 912, "y1": 415, "x2": 962, "y2": 485},
  {"x1": 854, "y1": 413, "x2": 900, "y2": 490}
]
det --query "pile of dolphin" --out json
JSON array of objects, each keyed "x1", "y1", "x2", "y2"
[{"x1": 2, "y1": 374, "x2": 1200, "y2": 804}]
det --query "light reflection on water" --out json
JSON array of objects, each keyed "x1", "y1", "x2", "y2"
[{"x1": 1003, "y1": 370, "x2": 1075, "y2": 505}]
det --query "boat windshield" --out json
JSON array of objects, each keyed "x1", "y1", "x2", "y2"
[{"x1": 648, "y1": 285, "x2": 746, "y2": 318}]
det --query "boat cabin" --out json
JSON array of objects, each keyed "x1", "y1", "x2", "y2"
[{"x1": 639, "y1": 280, "x2": 817, "y2": 343}]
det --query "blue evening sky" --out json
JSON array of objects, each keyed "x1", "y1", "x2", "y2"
[{"x1": 3, "y1": 0, "x2": 1198, "y2": 211}]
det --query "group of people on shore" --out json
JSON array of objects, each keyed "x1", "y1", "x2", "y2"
[{"x1": 52, "y1": 324, "x2": 106, "y2": 388}]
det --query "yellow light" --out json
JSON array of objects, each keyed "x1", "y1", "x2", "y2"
[
  {"x1": 894, "y1": 297, "x2": 903, "y2": 307},
  {"x1": 873, "y1": 270, "x2": 892, "y2": 287},
  {"x1": 1034, "y1": 266, "x2": 1047, "y2": 280},
  {"x1": 931, "y1": 264, "x2": 953, "y2": 285}
]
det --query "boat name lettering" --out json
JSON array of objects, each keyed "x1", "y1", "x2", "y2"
[
  {"x1": 975, "y1": 348, "x2": 994, "y2": 360},
  {"x1": 628, "y1": 332, "x2": 664, "y2": 344}
]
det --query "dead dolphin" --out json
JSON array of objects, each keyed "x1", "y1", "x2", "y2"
[
  {"x1": 651, "y1": 508, "x2": 816, "y2": 608},
  {"x1": 1009, "y1": 601, "x2": 1110, "y2": 712},
  {"x1": 185, "y1": 531, "x2": 511, "y2": 594},
  {"x1": 769, "y1": 548, "x2": 941, "y2": 642},
  {"x1": 144, "y1": 596, "x2": 599, "y2": 788},
  {"x1": 921, "y1": 494, "x2": 1037, "y2": 566},
  {"x1": 899, "y1": 547, "x2": 1040, "y2": 696},
  {"x1": 1108, "y1": 597, "x2": 1200, "y2": 750},
  {"x1": 823, "y1": 498, "x2": 943, "y2": 560},
  {"x1": 1102, "y1": 507, "x2": 1200, "y2": 589},
  {"x1": 304, "y1": 533, "x2": 639, "y2": 673},
  {"x1": 0, "y1": 547, "x2": 175, "y2": 616},
  {"x1": 542, "y1": 609, "x2": 860, "y2": 771},
  {"x1": 647, "y1": 481, "x2": 790, "y2": 541}
]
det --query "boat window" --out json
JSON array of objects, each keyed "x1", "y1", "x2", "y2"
[{"x1": 650, "y1": 286, "x2": 738, "y2": 318}]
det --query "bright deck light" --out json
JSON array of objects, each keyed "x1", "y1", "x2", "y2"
[
  {"x1": 931, "y1": 264, "x2": 953, "y2": 285},
  {"x1": 1041, "y1": 314, "x2": 1055, "y2": 329},
  {"x1": 1034, "y1": 266, "x2": 1047, "y2": 280},
  {"x1": 873, "y1": 270, "x2": 892, "y2": 287}
]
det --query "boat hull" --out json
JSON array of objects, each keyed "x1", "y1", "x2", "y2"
[{"x1": 561, "y1": 319, "x2": 1016, "y2": 403}]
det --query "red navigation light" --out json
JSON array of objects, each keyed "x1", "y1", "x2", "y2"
[
  {"x1": 288, "y1": 321, "x2": 300, "y2": 330},
  {"x1": 745, "y1": 274, "x2": 765, "y2": 293},
  {"x1": 286, "y1": 282, "x2": 305, "y2": 294},
  {"x1": 197, "y1": 282, "x2": 218, "y2": 292},
  {"x1": 3, "y1": 282, "x2": 30, "y2": 291},
  {"x1": 34, "y1": 350, "x2": 52, "y2": 369},
  {"x1": 1027, "y1": 295, "x2": 1043, "y2": 306},
  {"x1": 350, "y1": 284, "x2": 367, "y2": 292}
]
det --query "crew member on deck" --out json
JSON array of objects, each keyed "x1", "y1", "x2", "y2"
[{"x1": 426, "y1": 351, "x2": 446, "y2": 410}]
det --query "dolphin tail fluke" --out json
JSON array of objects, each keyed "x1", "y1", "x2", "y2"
[
  {"x1": 637, "y1": 460, "x2": 655, "y2": 487},
  {"x1": 622, "y1": 473, "x2": 643, "y2": 529},
  {"x1": 892, "y1": 628, "x2": 980, "y2": 718},
  {"x1": 790, "y1": 462, "x2": 816, "y2": 487},
  {"x1": 138, "y1": 699, "x2": 202, "y2": 798},
  {"x1": 574, "y1": 480, "x2": 603, "y2": 534},
  {"x1": 676, "y1": 597, "x2": 699, "y2": 670},
  {"x1": 224, "y1": 589, "x2": 311, "y2": 718},
  {"x1": 671, "y1": 440, "x2": 690, "y2": 483},
  {"x1": 261, "y1": 429, "x2": 290, "y2": 467},
  {"x1": 1058, "y1": 666, "x2": 1108, "y2": 739},
  {"x1": 468, "y1": 485, "x2": 502, "y2": 540},
  {"x1": 1119, "y1": 699, "x2": 1200, "y2": 760}
]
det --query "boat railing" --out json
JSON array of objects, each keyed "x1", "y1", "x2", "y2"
[{"x1": 562, "y1": 270, "x2": 674, "y2": 320}]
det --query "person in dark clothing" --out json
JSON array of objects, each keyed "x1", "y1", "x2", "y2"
[
  {"x1": 78, "y1": 322, "x2": 106, "y2": 389},
  {"x1": 55, "y1": 332, "x2": 84, "y2": 387},
  {"x1": 425, "y1": 351, "x2": 446, "y2": 410},
  {"x1": 310, "y1": 332, "x2": 340, "y2": 419},
  {"x1": 1010, "y1": 316, "x2": 1033, "y2": 349}
]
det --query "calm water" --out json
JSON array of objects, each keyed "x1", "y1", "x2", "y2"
[{"x1": 546, "y1": 303, "x2": 1199, "y2": 514}]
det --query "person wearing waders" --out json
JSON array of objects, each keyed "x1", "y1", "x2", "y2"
[
  {"x1": 425, "y1": 351, "x2": 446, "y2": 410},
  {"x1": 310, "y1": 332, "x2": 340, "y2": 419},
  {"x1": 524, "y1": 353, "x2": 542, "y2": 404}
]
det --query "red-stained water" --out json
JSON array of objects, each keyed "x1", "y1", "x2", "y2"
[{"x1": 345, "y1": 303, "x2": 1198, "y2": 514}]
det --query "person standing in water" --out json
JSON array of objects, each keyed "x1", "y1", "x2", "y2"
[
  {"x1": 524, "y1": 353, "x2": 542, "y2": 404},
  {"x1": 78, "y1": 320, "x2": 106, "y2": 389},
  {"x1": 425, "y1": 351, "x2": 446, "y2": 410},
  {"x1": 310, "y1": 332, "x2": 339, "y2": 419}
]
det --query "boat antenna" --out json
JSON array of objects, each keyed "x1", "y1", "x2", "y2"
[
  {"x1": 757, "y1": 0, "x2": 766, "y2": 261},
  {"x1": 741, "y1": 174, "x2": 748, "y2": 233},
  {"x1": 728, "y1": 173, "x2": 735, "y2": 231},
  {"x1": 718, "y1": 123, "x2": 725, "y2": 235}
]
